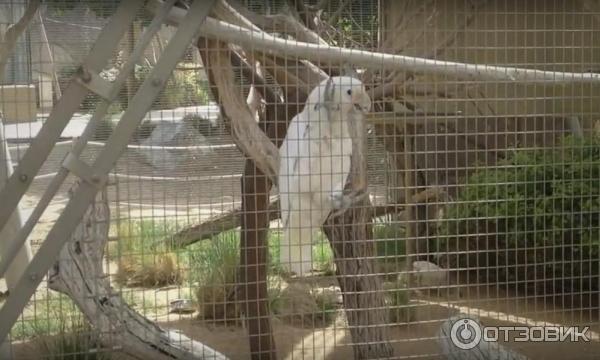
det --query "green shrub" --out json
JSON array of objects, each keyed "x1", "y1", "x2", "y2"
[
  {"x1": 374, "y1": 222, "x2": 406, "y2": 260},
  {"x1": 440, "y1": 135, "x2": 600, "y2": 296},
  {"x1": 189, "y1": 231, "x2": 240, "y2": 321},
  {"x1": 134, "y1": 63, "x2": 211, "y2": 109}
]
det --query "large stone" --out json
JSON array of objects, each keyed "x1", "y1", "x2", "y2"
[
  {"x1": 412, "y1": 260, "x2": 449, "y2": 288},
  {"x1": 138, "y1": 118, "x2": 213, "y2": 173}
]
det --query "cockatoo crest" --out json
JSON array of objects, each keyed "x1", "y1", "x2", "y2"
[{"x1": 307, "y1": 76, "x2": 371, "y2": 115}]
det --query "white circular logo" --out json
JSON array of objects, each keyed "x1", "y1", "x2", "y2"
[{"x1": 450, "y1": 318, "x2": 482, "y2": 350}]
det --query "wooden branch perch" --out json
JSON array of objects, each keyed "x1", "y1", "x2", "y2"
[
  {"x1": 148, "y1": 0, "x2": 600, "y2": 84},
  {"x1": 228, "y1": 0, "x2": 328, "y2": 45},
  {"x1": 168, "y1": 200, "x2": 408, "y2": 248},
  {"x1": 170, "y1": 199, "x2": 280, "y2": 247},
  {"x1": 200, "y1": 38, "x2": 280, "y2": 183},
  {"x1": 48, "y1": 187, "x2": 228, "y2": 360}
]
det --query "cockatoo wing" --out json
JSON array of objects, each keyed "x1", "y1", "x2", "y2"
[{"x1": 278, "y1": 106, "x2": 331, "y2": 275}]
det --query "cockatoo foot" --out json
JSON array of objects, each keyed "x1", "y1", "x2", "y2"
[
  {"x1": 329, "y1": 190, "x2": 369, "y2": 212},
  {"x1": 329, "y1": 192, "x2": 352, "y2": 210}
]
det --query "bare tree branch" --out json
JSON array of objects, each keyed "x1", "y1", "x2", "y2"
[
  {"x1": 199, "y1": 38, "x2": 280, "y2": 184},
  {"x1": 228, "y1": 0, "x2": 328, "y2": 45},
  {"x1": 328, "y1": 0, "x2": 353, "y2": 25},
  {"x1": 49, "y1": 188, "x2": 228, "y2": 360}
]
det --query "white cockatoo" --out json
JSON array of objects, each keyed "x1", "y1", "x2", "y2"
[{"x1": 278, "y1": 76, "x2": 372, "y2": 276}]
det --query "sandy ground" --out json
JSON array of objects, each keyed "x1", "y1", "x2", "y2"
[
  {"x1": 6, "y1": 137, "x2": 600, "y2": 359},
  {"x1": 11, "y1": 300, "x2": 600, "y2": 359}
]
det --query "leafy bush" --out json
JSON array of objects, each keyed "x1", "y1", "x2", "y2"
[
  {"x1": 135, "y1": 63, "x2": 211, "y2": 109},
  {"x1": 440, "y1": 135, "x2": 600, "y2": 296}
]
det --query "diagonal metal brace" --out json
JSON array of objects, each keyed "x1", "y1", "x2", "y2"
[
  {"x1": 61, "y1": 153, "x2": 106, "y2": 189},
  {"x1": 0, "y1": 0, "x2": 217, "y2": 343},
  {"x1": 76, "y1": 67, "x2": 114, "y2": 101}
]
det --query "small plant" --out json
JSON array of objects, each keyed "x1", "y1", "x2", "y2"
[
  {"x1": 383, "y1": 278, "x2": 415, "y2": 325},
  {"x1": 374, "y1": 222, "x2": 406, "y2": 260},
  {"x1": 12, "y1": 293, "x2": 81, "y2": 341},
  {"x1": 111, "y1": 220, "x2": 183, "y2": 288},
  {"x1": 36, "y1": 323, "x2": 108, "y2": 360},
  {"x1": 9, "y1": 292, "x2": 107, "y2": 359},
  {"x1": 190, "y1": 231, "x2": 240, "y2": 322},
  {"x1": 115, "y1": 253, "x2": 182, "y2": 288},
  {"x1": 312, "y1": 232, "x2": 335, "y2": 275}
]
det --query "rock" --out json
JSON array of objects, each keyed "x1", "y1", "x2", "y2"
[
  {"x1": 138, "y1": 119, "x2": 213, "y2": 172},
  {"x1": 169, "y1": 299, "x2": 196, "y2": 314},
  {"x1": 276, "y1": 281, "x2": 343, "y2": 328},
  {"x1": 412, "y1": 260, "x2": 449, "y2": 287},
  {"x1": 411, "y1": 260, "x2": 460, "y2": 298},
  {"x1": 312, "y1": 286, "x2": 343, "y2": 305}
]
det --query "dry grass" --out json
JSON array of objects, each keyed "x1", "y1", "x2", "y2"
[{"x1": 115, "y1": 253, "x2": 182, "y2": 288}]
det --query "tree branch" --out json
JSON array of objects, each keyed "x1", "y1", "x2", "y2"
[
  {"x1": 228, "y1": 0, "x2": 328, "y2": 45},
  {"x1": 49, "y1": 187, "x2": 228, "y2": 360},
  {"x1": 166, "y1": 186, "x2": 444, "y2": 249},
  {"x1": 199, "y1": 38, "x2": 279, "y2": 183}
]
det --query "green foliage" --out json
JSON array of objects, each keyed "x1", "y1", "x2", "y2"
[
  {"x1": 312, "y1": 232, "x2": 335, "y2": 274},
  {"x1": 11, "y1": 294, "x2": 80, "y2": 341},
  {"x1": 189, "y1": 231, "x2": 240, "y2": 321},
  {"x1": 188, "y1": 231, "x2": 240, "y2": 287},
  {"x1": 384, "y1": 278, "x2": 414, "y2": 325},
  {"x1": 36, "y1": 321, "x2": 108, "y2": 360},
  {"x1": 440, "y1": 135, "x2": 600, "y2": 295},
  {"x1": 374, "y1": 222, "x2": 406, "y2": 260},
  {"x1": 111, "y1": 219, "x2": 182, "y2": 287},
  {"x1": 135, "y1": 64, "x2": 212, "y2": 110}
]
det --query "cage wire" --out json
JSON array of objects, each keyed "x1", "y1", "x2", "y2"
[{"x1": 0, "y1": 0, "x2": 600, "y2": 359}]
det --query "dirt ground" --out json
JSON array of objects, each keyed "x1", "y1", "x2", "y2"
[{"x1": 11, "y1": 285, "x2": 600, "y2": 359}]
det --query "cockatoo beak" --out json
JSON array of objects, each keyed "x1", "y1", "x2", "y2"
[{"x1": 352, "y1": 92, "x2": 372, "y2": 113}]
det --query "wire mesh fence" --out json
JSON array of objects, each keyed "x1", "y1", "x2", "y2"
[{"x1": 1, "y1": 0, "x2": 600, "y2": 359}]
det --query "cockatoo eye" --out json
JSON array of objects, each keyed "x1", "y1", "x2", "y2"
[{"x1": 346, "y1": 89, "x2": 352, "y2": 95}]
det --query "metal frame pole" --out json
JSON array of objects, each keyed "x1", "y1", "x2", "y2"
[{"x1": 0, "y1": 0, "x2": 216, "y2": 343}]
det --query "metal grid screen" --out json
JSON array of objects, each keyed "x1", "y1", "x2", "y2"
[{"x1": 1, "y1": 0, "x2": 599, "y2": 359}]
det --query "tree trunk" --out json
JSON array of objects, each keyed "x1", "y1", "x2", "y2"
[
  {"x1": 48, "y1": 186, "x2": 228, "y2": 360},
  {"x1": 323, "y1": 107, "x2": 394, "y2": 359},
  {"x1": 323, "y1": 200, "x2": 395, "y2": 359}
]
